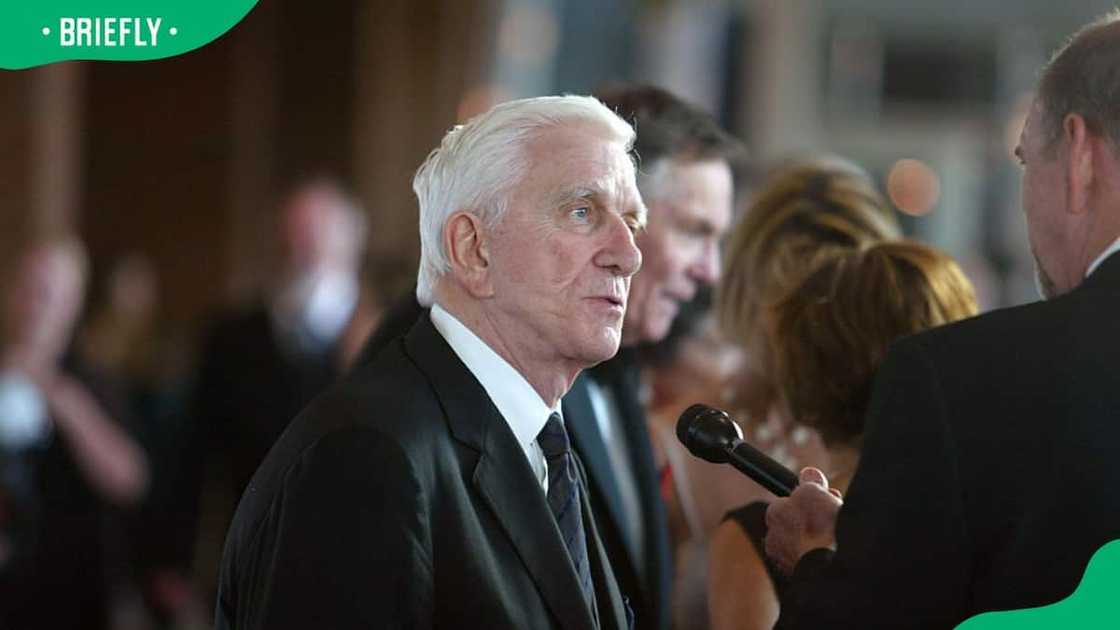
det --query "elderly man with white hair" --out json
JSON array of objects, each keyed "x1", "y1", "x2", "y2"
[{"x1": 215, "y1": 95, "x2": 646, "y2": 630}]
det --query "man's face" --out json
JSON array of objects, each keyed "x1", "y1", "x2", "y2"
[
  {"x1": 280, "y1": 185, "x2": 357, "y2": 275},
  {"x1": 622, "y1": 158, "x2": 733, "y2": 344},
  {"x1": 484, "y1": 123, "x2": 645, "y2": 367},
  {"x1": 1016, "y1": 100, "x2": 1068, "y2": 299}
]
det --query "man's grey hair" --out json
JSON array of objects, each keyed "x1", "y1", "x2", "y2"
[
  {"x1": 1038, "y1": 9, "x2": 1120, "y2": 154},
  {"x1": 413, "y1": 95, "x2": 635, "y2": 307}
]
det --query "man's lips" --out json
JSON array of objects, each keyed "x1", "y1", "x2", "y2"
[{"x1": 587, "y1": 295, "x2": 625, "y2": 308}]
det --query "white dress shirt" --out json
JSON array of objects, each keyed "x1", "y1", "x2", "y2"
[
  {"x1": 430, "y1": 303, "x2": 560, "y2": 492},
  {"x1": 1086, "y1": 236, "x2": 1120, "y2": 278}
]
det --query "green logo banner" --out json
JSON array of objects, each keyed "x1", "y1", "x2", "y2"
[
  {"x1": 957, "y1": 540, "x2": 1120, "y2": 629},
  {"x1": 0, "y1": 1, "x2": 259, "y2": 69}
]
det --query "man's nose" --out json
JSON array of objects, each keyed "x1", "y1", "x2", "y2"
[
  {"x1": 597, "y1": 216, "x2": 642, "y2": 277},
  {"x1": 691, "y1": 239, "x2": 721, "y2": 284}
]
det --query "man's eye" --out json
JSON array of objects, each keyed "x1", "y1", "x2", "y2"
[{"x1": 571, "y1": 206, "x2": 591, "y2": 220}]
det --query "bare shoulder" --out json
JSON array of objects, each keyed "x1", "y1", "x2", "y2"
[{"x1": 708, "y1": 517, "x2": 779, "y2": 630}]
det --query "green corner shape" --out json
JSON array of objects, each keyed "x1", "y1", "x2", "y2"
[
  {"x1": 1, "y1": 1, "x2": 259, "y2": 70},
  {"x1": 957, "y1": 539, "x2": 1120, "y2": 629}
]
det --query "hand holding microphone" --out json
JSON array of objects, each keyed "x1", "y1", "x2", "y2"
[{"x1": 676, "y1": 403, "x2": 842, "y2": 572}]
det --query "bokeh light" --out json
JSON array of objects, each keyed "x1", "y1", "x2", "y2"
[{"x1": 887, "y1": 158, "x2": 941, "y2": 216}]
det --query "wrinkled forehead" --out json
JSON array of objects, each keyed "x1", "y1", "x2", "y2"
[{"x1": 524, "y1": 123, "x2": 639, "y2": 195}]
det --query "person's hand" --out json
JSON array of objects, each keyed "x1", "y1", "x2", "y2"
[{"x1": 764, "y1": 467, "x2": 842, "y2": 575}]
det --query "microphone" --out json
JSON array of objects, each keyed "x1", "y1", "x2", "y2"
[{"x1": 676, "y1": 403, "x2": 799, "y2": 497}]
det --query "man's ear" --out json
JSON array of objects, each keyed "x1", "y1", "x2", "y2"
[
  {"x1": 444, "y1": 211, "x2": 495, "y2": 298},
  {"x1": 1064, "y1": 113, "x2": 1094, "y2": 215}
]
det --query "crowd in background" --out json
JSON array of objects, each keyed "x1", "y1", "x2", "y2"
[{"x1": 0, "y1": 178, "x2": 395, "y2": 628}]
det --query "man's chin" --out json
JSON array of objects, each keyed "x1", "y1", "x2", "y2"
[
  {"x1": 646, "y1": 304, "x2": 680, "y2": 342},
  {"x1": 578, "y1": 328, "x2": 623, "y2": 364}
]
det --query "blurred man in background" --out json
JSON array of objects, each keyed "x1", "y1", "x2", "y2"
[
  {"x1": 181, "y1": 178, "x2": 368, "y2": 610},
  {"x1": 193, "y1": 177, "x2": 367, "y2": 503},
  {"x1": 560, "y1": 84, "x2": 744, "y2": 630}
]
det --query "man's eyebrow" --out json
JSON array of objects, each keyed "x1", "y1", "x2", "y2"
[{"x1": 547, "y1": 186, "x2": 602, "y2": 207}]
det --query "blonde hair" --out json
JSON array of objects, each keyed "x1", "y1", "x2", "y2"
[
  {"x1": 770, "y1": 241, "x2": 977, "y2": 446},
  {"x1": 720, "y1": 156, "x2": 900, "y2": 351}
]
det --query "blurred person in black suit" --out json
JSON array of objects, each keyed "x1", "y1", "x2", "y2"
[
  {"x1": 566, "y1": 84, "x2": 743, "y2": 630},
  {"x1": 0, "y1": 237, "x2": 149, "y2": 630},
  {"x1": 194, "y1": 177, "x2": 368, "y2": 500},
  {"x1": 183, "y1": 177, "x2": 368, "y2": 612},
  {"x1": 765, "y1": 12, "x2": 1120, "y2": 628},
  {"x1": 216, "y1": 95, "x2": 645, "y2": 629}
]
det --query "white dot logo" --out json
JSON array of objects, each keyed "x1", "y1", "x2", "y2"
[
  {"x1": 41, "y1": 26, "x2": 50, "y2": 36},
  {"x1": 169, "y1": 27, "x2": 178, "y2": 36}
]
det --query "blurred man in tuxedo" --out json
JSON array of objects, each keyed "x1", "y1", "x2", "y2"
[
  {"x1": 765, "y1": 12, "x2": 1120, "y2": 628},
  {"x1": 563, "y1": 85, "x2": 743, "y2": 630},
  {"x1": 195, "y1": 179, "x2": 367, "y2": 500},
  {"x1": 216, "y1": 95, "x2": 645, "y2": 629},
  {"x1": 177, "y1": 179, "x2": 367, "y2": 609}
]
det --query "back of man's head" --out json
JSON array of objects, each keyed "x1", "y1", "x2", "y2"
[
  {"x1": 1037, "y1": 10, "x2": 1120, "y2": 154},
  {"x1": 412, "y1": 95, "x2": 635, "y2": 307}
]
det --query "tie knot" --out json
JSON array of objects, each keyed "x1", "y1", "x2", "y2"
[{"x1": 537, "y1": 412, "x2": 569, "y2": 459}]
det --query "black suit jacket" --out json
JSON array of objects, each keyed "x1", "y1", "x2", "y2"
[
  {"x1": 564, "y1": 353, "x2": 673, "y2": 630},
  {"x1": 777, "y1": 253, "x2": 1120, "y2": 628},
  {"x1": 215, "y1": 314, "x2": 629, "y2": 630},
  {"x1": 355, "y1": 293, "x2": 672, "y2": 630}
]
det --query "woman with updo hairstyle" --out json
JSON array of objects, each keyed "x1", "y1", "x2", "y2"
[
  {"x1": 718, "y1": 157, "x2": 902, "y2": 422},
  {"x1": 708, "y1": 240, "x2": 978, "y2": 630},
  {"x1": 651, "y1": 159, "x2": 901, "y2": 630}
]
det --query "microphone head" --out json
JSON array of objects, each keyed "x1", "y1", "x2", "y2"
[{"x1": 676, "y1": 403, "x2": 743, "y2": 464}]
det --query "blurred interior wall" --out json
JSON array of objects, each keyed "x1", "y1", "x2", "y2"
[
  {"x1": 353, "y1": 0, "x2": 496, "y2": 271},
  {"x1": 0, "y1": 64, "x2": 83, "y2": 272},
  {"x1": 742, "y1": 0, "x2": 826, "y2": 157},
  {"x1": 0, "y1": 0, "x2": 497, "y2": 328}
]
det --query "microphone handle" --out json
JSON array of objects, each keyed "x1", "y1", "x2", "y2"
[{"x1": 725, "y1": 439, "x2": 799, "y2": 497}]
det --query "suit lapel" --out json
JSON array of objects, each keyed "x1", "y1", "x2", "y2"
[
  {"x1": 592, "y1": 352, "x2": 673, "y2": 627},
  {"x1": 575, "y1": 453, "x2": 630, "y2": 630},
  {"x1": 1080, "y1": 249, "x2": 1120, "y2": 292},
  {"x1": 404, "y1": 315, "x2": 597, "y2": 630},
  {"x1": 564, "y1": 374, "x2": 631, "y2": 550},
  {"x1": 474, "y1": 447, "x2": 597, "y2": 630}
]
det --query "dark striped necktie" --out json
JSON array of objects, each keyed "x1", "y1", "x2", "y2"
[{"x1": 538, "y1": 412, "x2": 599, "y2": 623}]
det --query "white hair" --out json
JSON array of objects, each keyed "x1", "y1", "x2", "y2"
[{"x1": 413, "y1": 95, "x2": 635, "y2": 306}]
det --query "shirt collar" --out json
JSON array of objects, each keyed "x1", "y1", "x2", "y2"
[
  {"x1": 1086, "y1": 236, "x2": 1120, "y2": 279},
  {"x1": 429, "y1": 303, "x2": 560, "y2": 453}
]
